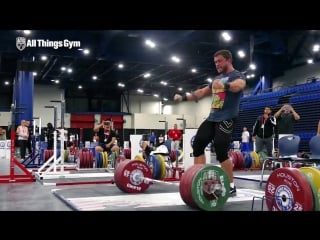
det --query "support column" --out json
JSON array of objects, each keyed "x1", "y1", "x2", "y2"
[{"x1": 14, "y1": 70, "x2": 34, "y2": 125}]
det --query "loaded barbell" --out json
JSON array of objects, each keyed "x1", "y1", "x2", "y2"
[{"x1": 114, "y1": 159, "x2": 231, "y2": 211}]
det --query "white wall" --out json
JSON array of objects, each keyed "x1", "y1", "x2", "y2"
[
  {"x1": 34, "y1": 85, "x2": 65, "y2": 128},
  {"x1": 125, "y1": 94, "x2": 212, "y2": 129},
  {"x1": 126, "y1": 95, "x2": 162, "y2": 114},
  {"x1": 123, "y1": 114, "x2": 133, "y2": 129},
  {"x1": 0, "y1": 112, "x2": 11, "y2": 126}
]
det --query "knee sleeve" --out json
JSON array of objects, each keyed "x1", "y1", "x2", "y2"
[{"x1": 214, "y1": 142, "x2": 229, "y2": 163}]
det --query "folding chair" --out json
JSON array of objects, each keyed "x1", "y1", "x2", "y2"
[
  {"x1": 260, "y1": 135, "x2": 300, "y2": 186},
  {"x1": 309, "y1": 135, "x2": 320, "y2": 160}
]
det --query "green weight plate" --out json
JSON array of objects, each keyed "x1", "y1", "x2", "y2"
[{"x1": 191, "y1": 164, "x2": 230, "y2": 211}]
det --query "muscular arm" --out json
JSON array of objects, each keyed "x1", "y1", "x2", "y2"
[
  {"x1": 228, "y1": 78, "x2": 246, "y2": 92},
  {"x1": 186, "y1": 86, "x2": 211, "y2": 101},
  {"x1": 212, "y1": 78, "x2": 246, "y2": 93}
]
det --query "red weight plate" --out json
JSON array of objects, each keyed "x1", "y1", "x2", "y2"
[
  {"x1": 114, "y1": 160, "x2": 152, "y2": 193},
  {"x1": 169, "y1": 150, "x2": 176, "y2": 162},
  {"x1": 227, "y1": 151, "x2": 233, "y2": 167},
  {"x1": 235, "y1": 151, "x2": 244, "y2": 168},
  {"x1": 179, "y1": 164, "x2": 204, "y2": 209},
  {"x1": 85, "y1": 151, "x2": 91, "y2": 168},
  {"x1": 265, "y1": 168, "x2": 314, "y2": 211},
  {"x1": 228, "y1": 151, "x2": 238, "y2": 169},
  {"x1": 83, "y1": 150, "x2": 88, "y2": 168},
  {"x1": 77, "y1": 152, "x2": 83, "y2": 168},
  {"x1": 44, "y1": 150, "x2": 49, "y2": 162},
  {"x1": 88, "y1": 151, "x2": 94, "y2": 168}
]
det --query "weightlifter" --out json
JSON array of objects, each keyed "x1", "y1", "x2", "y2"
[{"x1": 174, "y1": 49, "x2": 246, "y2": 196}]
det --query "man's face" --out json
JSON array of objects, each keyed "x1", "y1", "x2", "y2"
[
  {"x1": 264, "y1": 107, "x2": 271, "y2": 115},
  {"x1": 103, "y1": 123, "x2": 111, "y2": 130},
  {"x1": 214, "y1": 55, "x2": 229, "y2": 74}
]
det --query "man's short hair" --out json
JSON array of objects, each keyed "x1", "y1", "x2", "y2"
[
  {"x1": 104, "y1": 120, "x2": 111, "y2": 126},
  {"x1": 214, "y1": 49, "x2": 233, "y2": 61}
]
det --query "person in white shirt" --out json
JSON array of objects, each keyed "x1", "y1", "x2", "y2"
[
  {"x1": 240, "y1": 127, "x2": 250, "y2": 152},
  {"x1": 16, "y1": 119, "x2": 29, "y2": 160}
]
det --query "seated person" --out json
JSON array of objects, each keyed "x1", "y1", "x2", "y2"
[
  {"x1": 141, "y1": 141, "x2": 153, "y2": 159},
  {"x1": 93, "y1": 120, "x2": 119, "y2": 155}
]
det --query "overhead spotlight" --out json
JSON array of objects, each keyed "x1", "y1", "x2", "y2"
[
  {"x1": 249, "y1": 63, "x2": 256, "y2": 70},
  {"x1": 41, "y1": 56, "x2": 48, "y2": 61},
  {"x1": 221, "y1": 32, "x2": 231, "y2": 41},
  {"x1": 191, "y1": 68, "x2": 197, "y2": 73},
  {"x1": 238, "y1": 50, "x2": 245, "y2": 58},
  {"x1": 145, "y1": 39, "x2": 156, "y2": 48},
  {"x1": 23, "y1": 30, "x2": 31, "y2": 35},
  {"x1": 92, "y1": 76, "x2": 97, "y2": 80},
  {"x1": 160, "y1": 81, "x2": 167, "y2": 85},
  {"x1": 171, "y1": 56, "x2": 180, "y2": 63},
  {"x1": 83, "y1": 49, "x2": 90, "y2": 55},
  {"x1": 144, "y1": 73, "x2": 151, "y2": 78},
  {"x1": 118, "y1": 63, "x2": 124, "y2": 69},
  {"x1": 313, "y1": 44, "x2": 320, "y2": 52},
  {"x1": 307, "y1": 59, "x2": 314, "y2": 64}
]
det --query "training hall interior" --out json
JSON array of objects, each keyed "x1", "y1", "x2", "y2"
[{"x1": 0, "y1": 30, "x2": 319, "y2": 211}]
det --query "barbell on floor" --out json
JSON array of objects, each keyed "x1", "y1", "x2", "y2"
[
  {"x1": 264, "y1": 166, "x2": 320, "y2": 211},
  {"x1": 114, "y1": 159, "x2": 231, "y2": 211}
]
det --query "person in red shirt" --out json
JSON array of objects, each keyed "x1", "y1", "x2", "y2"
[{"x1": 167, "y1": 123, "x2": 183, "y2": 151}]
